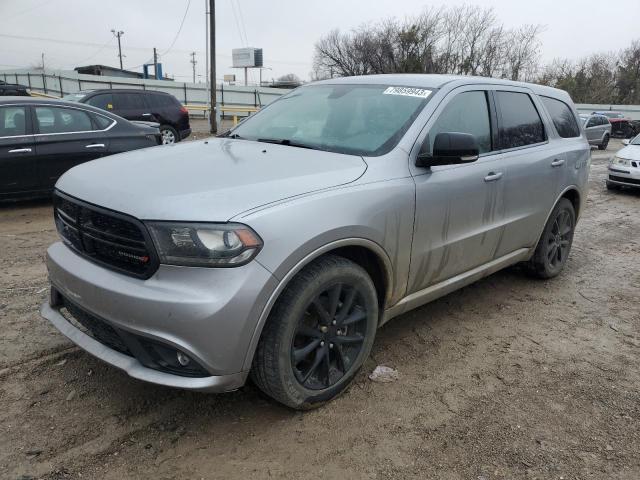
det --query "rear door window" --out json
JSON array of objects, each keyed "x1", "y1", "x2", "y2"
[
  {"x1": 0, "y1": 106, "x2": 28, "y2": 137},
  {"x1": 35, "y1": 106, "x2": 94, "y2": 134},
  {"x1": 114, "y1": 93, "x2": 147, "y2": 110},
  {"x1": 540, "y1": 96, "x2": 580, "y2": 138},
  {"x1": 496, "y1": 91, "x2": 546, "y2": 149},
  {"x1": 86, "y1": 93, "x2": 114, "y2": 112}
]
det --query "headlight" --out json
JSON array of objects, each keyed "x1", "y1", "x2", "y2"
[
  {"x1": 146, "y1": 222, "x2": 262, "y2": 267},
  {"x1": 611, "y1": 156, "x2": 631, "y2": 167}
]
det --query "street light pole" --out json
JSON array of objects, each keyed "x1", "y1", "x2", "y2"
[{"x1": 209, "y1": 0, "x2": 217, "y2": 134}]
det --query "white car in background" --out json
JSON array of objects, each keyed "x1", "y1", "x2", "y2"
[{"x1": 607, "y1": 135, "x2": 640, "y2": 190}]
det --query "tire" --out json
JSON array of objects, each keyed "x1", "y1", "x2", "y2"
[
  {"x1": 598, "y1": 134, "x2": 609, "y2": 150},
  {"x1": 160, "y1": 125, "x2": 179, "y2": 145},
  {"x1": 524, "y1": 198, "x2": 576, "y2": 279},
  {"x1": 251, "y1": 255, "x2": 378, "y2": 410},
  {"x1": 606, "y1": 181, "x2": 620, "y2": 191}
]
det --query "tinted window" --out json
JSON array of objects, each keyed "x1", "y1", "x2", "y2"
[
  {"x1": 86, "y1": 93, "x2": 114, "y2": 111},
  {"x1": 428, "y1": 91, "x2": 492, "y2": 154},
  {"x1": 496, "y1": 91, "x2": 545, "y2": 148},
  {"x1": 540, "y1": 96, "x2": 580, "y2": 138},
  {"x1": 149, "y1": 93, "x2": 175, "y2": 108},
  {"x1": 93, "y1": 114, "x2": 114, "y2": 130},
  {"x1": 115, "y1": 93, "x2": 147, "y2": 110},
  {"x1": 35, "y1": 107, "x2": 94, "y2": 134},
  {"x1": 0, "y1": 106, "x2": 27, "y2": 137},
  {"x1": 585, "y1": 117, "x2": 597, "y2": 128}
]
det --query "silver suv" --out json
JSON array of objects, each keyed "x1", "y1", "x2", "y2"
[
  {"x1": 580, "y1": 113, "x2": 611, "y2": 150},
  {"x1": 42, "y1": 75, "x2": 590, "y2": 409}
]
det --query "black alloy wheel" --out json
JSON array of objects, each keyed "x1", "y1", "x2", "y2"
[{"x1": 291, "y1": 283, "x2": 368, "y2": 390}]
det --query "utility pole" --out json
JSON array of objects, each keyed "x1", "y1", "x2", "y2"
[
  {"x1": 111, "y1": 29, "x2": 125, "y2": 70},
  {"x1": 208, "y1": 0, "x2": 217, "y2": 134},
  {"x1": 190, "y1": 52, "x2": 197, "y2": 83},
  {"x1": 41, "y1": 53, "x2": 45, "y2": 71},
  {"x1": 153, "y1": 47, "x2": 158, "y2": 79}
]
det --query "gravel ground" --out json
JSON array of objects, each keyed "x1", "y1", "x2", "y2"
[{"x1": 0, "y1": 139, "x2": 638, "y2": 480}]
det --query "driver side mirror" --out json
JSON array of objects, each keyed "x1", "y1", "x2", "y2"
[
  {"x1": 622, "y1": 139, "x2": 630, "y2": 146},
  {"x1": 416, "y1": 132, "x2": 480, "y2": 168}
]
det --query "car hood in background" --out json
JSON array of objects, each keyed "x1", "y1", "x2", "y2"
[
  {"x1": 56, "y1": 138, "x2": 367, "y2": 221},
  {"x1": 617, "y1": 144, "x2": 640, "y2": 161}
]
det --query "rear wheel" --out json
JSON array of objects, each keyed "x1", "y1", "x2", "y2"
[
  {"x1": 251, "y1": 255, "x2": 378, "y2": 410},
  {"x1": 598, "y1": 134, "x2": 609, "y2": 150},
  {"x1": 160, "y1": 125, "x2": 178, "y2": 145},
  {"x1": 524, "y1": 198, "x2": 575, "y2": 279}
]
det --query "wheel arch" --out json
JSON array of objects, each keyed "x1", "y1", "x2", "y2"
[
  {"x1": 530, "y1": 185, "x2": 582, "y2": 257},
  {"x1": 242, "y1": 238, "x2": 394, "y2": 371}
]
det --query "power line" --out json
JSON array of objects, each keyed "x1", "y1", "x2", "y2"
[
  {"x1": 230, "y1": 0, "x2": 247, "y2": 46},
  {"x1": 234, "y1": 0, "x2": 250, "y2": 46},
  {"x1": 159, "y1": 0, "x2": 192, "y2": 56},
  {"x1": 72, "y1": 37, "x2": 115, "y2": 66}
]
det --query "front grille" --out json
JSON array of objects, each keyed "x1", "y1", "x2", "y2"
[
  {"x1": 54, "y1": 191, "x2": 158, "y2": 278},
  {"x1": 609, "y1": 175, "x2": 640, "y2": 186}
]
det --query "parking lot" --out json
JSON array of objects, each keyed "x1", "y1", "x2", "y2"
[{"x1": 1, "y1": 139, "x2": 638, "y2": 479}]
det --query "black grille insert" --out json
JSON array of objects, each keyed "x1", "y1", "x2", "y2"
[
  {"x1": 609, "y1": 175, "x2": 640, "y2": 186},
  {"x1": 57, "y1": 292, "x2": 209, "y2": 378},
  {"x1": 53, "y1": 191, "x2": 158, "y2": 278}
]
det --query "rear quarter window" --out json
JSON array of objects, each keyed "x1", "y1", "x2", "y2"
[
  {"x1": 496, "y1": 91, "x2": 546, "y2": 149},
  {"x1": 540, "y1": 96, "x2": 580, "y2": 138}
]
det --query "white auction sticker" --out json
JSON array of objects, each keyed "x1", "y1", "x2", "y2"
[{"x1": 383, "y1": 86, "x2": 431, "y2": 98}]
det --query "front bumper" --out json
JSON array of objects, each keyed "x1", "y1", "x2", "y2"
[
  {"x1": 608, "y1": 165, "x2": 640, "y2": 187},
  {"x1": 41, "y1": 242, "x2": 278, "y2": 392}
]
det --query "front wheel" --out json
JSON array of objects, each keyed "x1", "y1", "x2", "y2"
[
  {"x1": 251, "y1": 255, "x2": 378, "y2": 410},
  {"x1": 160, "y1": 125, "x2": 179, "y2": 145},
  {"x1": 524, "y1": 198, "x2": 576, "y2": 279}
]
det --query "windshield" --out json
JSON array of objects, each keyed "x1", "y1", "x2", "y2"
[{"x1": 229, "y1": 84, "x2": 433, "y2": 156}]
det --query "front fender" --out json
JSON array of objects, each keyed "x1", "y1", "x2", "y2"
[{"x1": 234, "y1": 179, "x2": 416, "y2": 371}]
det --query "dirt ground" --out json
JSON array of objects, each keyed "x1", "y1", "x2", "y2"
[{"x1": 1, "y1": 139, "x2": 638, "y2": 480}]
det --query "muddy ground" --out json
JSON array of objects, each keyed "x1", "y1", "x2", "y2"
[{"x1": 1, "y1": 139, "x2": 638, "y2": 480}]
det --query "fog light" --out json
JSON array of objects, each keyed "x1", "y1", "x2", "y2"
[{"x1": 176, "y1": 352, "x2": 191, "y2": 366}]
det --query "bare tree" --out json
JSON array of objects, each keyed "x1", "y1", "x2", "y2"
[{"x1": 313, "y1": 5, "x2": 543, "y2": 81}]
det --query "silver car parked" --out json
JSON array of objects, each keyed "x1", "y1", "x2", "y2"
[
  {"x1": 607, "y1": 134, "x2": 640, "y2": 190},
  {"x1": 580, "y1": 113, "x2": 611, "y2": 150},
  {"x1": 41, "y1": 75, "x2": 590, "y2": 409}
]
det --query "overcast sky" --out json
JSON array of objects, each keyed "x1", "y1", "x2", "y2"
[{"x1": 1, "y1": 0, "x2": 639, "y2": 84}]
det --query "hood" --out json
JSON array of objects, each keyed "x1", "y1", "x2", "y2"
[
  {"x1": 56, "y1": 138, "x2": 367, "y2": 221},
  {"x1": 617, "y1": 144, "x2": 640, "y2": 161}
]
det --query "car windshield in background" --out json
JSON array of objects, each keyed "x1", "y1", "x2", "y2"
[
  {"x1": 230, "y1": 84, "x2": 433, "y2": 156},
  {"x1": 579, "y1": 115, "x2": 589, "y2": 124}
]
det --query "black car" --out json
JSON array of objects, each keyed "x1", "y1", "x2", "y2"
[
  {"x1": 0, "y1": 97, "x2": 161, "y2": 200},
  {"x1": 0, "y1": 80, "x2": 30, "y2": 96},
  {"x1": 64, "y1": 89, "x2": 191, "y2": 144}
]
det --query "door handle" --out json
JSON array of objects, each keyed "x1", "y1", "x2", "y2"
[
  {"x1": 551, "y1": 159, "x2": 565, "y2": 167},
  {"x1": 8, "y1": 148, "x2": 32, "y2": 153},
  {"x1": 484, "y1": 172, "x2": 503, "y2": 182},
  {"x1": 142, "y1": 113, "x2": 152, "y2": 117},
  {"x1": 85, "y1": 143, "x2": 106, "y2": 149}
]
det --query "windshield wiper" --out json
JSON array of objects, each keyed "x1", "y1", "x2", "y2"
[{"x1": 257, "y1": 138, "x2": 319, "y2": 150}]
